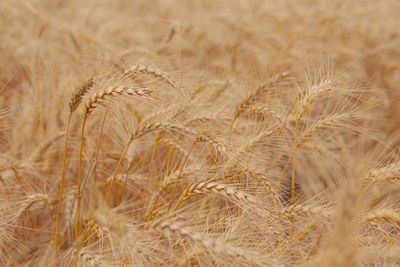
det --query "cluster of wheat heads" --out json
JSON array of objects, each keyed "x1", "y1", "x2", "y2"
[
  {"x1": 1, "y1": 0, "x2": 400, "y2": 266},
  {"x1": 0, "y1": 59, "x2": 399, "y2": 266}
]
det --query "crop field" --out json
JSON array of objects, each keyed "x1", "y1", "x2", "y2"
[{"x1": 0, "y1": 0, "x2": 399, "y2": 266}]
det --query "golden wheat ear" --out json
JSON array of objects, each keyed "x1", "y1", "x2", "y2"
[
  {"x1": 83, "y1": 85, "x2": 152, "y2": 118},
  {"x1": 69, "y1": 77, "x2": 97, "y2": 114}
]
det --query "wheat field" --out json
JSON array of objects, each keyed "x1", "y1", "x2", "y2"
[{"x1": 0, "y1": 0, "x2": 400, "y2": 266}]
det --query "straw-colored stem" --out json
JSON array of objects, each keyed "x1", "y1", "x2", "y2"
[
  {"x1": 52, "y1": 113, "x2": 72, "y2": 267},
  {"x1": 291, "y1": 119, "x2": 299, "y2": 205},
  {"x1": 277, "y1": 153, "x2": 293, "y2": 192},
  {"x1": 75, "y1": 115, "x2": 87, "y2": 240}
]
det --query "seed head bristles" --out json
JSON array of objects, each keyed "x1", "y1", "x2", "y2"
[
  {"x1": 244, "y1": 106, "x2": 286, "y2": 124},
  {"x1": 298, "y1": 114, "x2": 357, "y2": 143},
  {"x1": 105, "y1": 173, "x2": 147, "y2": 187},
  {"x1": 29, "y1": 131, "x2": 65, "y2": 162},
  {"x1": 185, "y1": 114, "x2": 231, "y2": 126},
  {"x1": 69, "y1": 78, "x2": 96, "y2": 114},
  {"x1": 129, "y1": 122, "x2": 196, "y2": 143},
  {"x1": 24, "y1": 193, "x2": 49, "y2": 206},
  {"x1": 117, "y1": 47, "x2": 158, "y2": 61},
  {"x1": 84, "y1": 86, "x2": 152, "y2": 117},
  {"x1": 233, "y1": 72, "x2": 290, "y2": 122},
  {"x1": 14, "y1": 193, "x2": 49, "y2": 220},
  {"x1": 232, "y1": 168, "x2": 279, "y2": 202},
  {"x1": 125, "y1": 137, "x2": 189, "y2": 164},
  {"x1": 182, "y1": 181, "x2": 257, "y2": 205},
  {"x1": 223, "y1": 125, "x2": 280, "y2": 176},
  {"x1": 139, "y1": 105, "x2": 185, "y2": 126},
  {"x1": 191, "y1": 80, "x2": 229, "y2": 99},
  {"x1": 362, "y1": 210, "x2": 400, "y2": 227}
]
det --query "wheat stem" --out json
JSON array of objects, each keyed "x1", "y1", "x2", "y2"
[
  {"x1": 52, "y1": 113, "x2": 72, "y2": 267},
  {"x1": 75, "y1": 116, "x2": 87, "y2": 240}
]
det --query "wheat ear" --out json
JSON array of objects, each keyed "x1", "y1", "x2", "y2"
[
  {"x1": 84, "y1": 85, "x2": 152, "y2": 117},
  {"x1": 171, "y1": 181, "x2": 257, "y2": 213},
  {"x1": 185, "y1": 181, "x2": 257, "y2": 204},
  {"x1": 279, "y1": 204, "x2": 331, "y2": 218},
  {"x1": 69, "y1": 78, "x2": 96, "y2": 113},
  {"x1": 363, "y1": 163, "x2": 400, "y2": 193}
]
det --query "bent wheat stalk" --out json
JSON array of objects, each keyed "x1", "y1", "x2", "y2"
[{"x1": 77, "y1": 85, "x2": 152, "y2": 239}]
